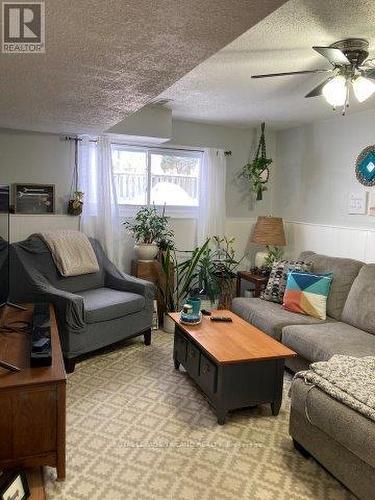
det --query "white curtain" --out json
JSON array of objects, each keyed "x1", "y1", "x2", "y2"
[
  {"x1": 79, "y1": 136, "x2": 122, "y2": 267},
  {"x1": 197, "y1": 148, "x2": 227, "y2": 245}
]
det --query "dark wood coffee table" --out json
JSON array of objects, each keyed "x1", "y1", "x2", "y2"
[{"x1": 169, "y1": 310, "x2": 296, "y2": 424}]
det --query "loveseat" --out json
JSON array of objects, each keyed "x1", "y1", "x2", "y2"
[
  {"x1": 10, "y1": 236, "x2": 154, "y2": 372},
  {"x1": 231, "y1": 251, "x2": 375, "y2": 499}
]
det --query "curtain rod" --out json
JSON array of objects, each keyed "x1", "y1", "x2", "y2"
[{"x1": 63, "y1": 135, "x2": 232, "y2": 155}]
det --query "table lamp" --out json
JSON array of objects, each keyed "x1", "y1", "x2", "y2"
[{"x1": 251, "y1": 216, "x2": 286, "y2": 268}]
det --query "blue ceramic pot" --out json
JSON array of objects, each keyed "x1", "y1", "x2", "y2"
[{"x1": 186, "y1": 297, "x2": 201, "y2": 317}]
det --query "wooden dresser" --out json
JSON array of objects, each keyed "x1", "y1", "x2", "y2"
[{"x1": 0, "y1": 305, "x2": 66, "y2": 481}]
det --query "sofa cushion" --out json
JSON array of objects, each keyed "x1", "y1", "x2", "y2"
[
  {"x1": 291, "y1": 377, "x2": 375, "y2": 469},
  {"x1": 261, "y1": 260, "x2": 312, "y2": 304},
  {"x1": 299, "y1": 252, "x2": 364, "y2": 321},
  {"x1": 81, "y1": 287, "x2": 145, "y2": 323},
  {"x1": 283, "y1": 271, "x2": 333, "y2": 320},
  {"x1": 282, "y1": 322, "x2": 375, "y2": 363},
  {"x1": 231, "y1": 297, "x2": 327, "y2": 340},
  {"x1": 341, "y1": 264, "x2": 375, "y2": 336}
]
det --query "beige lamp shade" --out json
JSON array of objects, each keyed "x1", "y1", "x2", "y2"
[{"x1": 251, "y1": 216, "x2": 286, "y2": 247}]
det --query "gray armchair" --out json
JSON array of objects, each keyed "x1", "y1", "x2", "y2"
[{"x1": 10, "y1": 236, "x2": 154, "y2": 372}]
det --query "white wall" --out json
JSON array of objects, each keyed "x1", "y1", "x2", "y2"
[
  {"x1": 168, "y1": 120, "x2": 277, "y2": 218},
  {"x1": 9, "y1": 214, "x2": 79, "y2": 243},
  {"x1": 284, "y1": 221, "x2": 375, "y2": 263},
  {"x1": 273, "y1": 108, "x2": 375, "y2": 229},
  {"x1": 271, "y1": 108, "x2": 375, "y2": 262},
  {"x1": 0, "y1": 121, "x2": 275, "y2": 271}
]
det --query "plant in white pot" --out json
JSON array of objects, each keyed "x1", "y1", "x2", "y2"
[{"x1": 124, "y1": 206, "x2": 173, "y2": 261}]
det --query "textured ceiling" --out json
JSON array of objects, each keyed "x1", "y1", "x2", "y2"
[
  {"x1": 159, "y1": 0, "x2": 375, "y2": 129},
  {"x1": 0, "y1": 0, "x2": 287, "y2": 134}
]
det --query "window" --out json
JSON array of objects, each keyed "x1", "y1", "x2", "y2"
[{"x1": 112, "y1": 146, "x2": 201, "y2": 215}]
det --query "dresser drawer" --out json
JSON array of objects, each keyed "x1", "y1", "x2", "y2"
[
  {"x1": 186, "y1": 341, "x2": 200, "y2": 377},
  {"x1": 199, "y1": 355, "x2": 217, "y2": 395},
  {"x1": 174, "y1": 330, "x2": 187, "y2": 362}
]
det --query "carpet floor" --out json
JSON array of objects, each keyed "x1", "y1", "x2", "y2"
[{"x1": 45, "y1": 330, "x2": 353, "y2": 500}]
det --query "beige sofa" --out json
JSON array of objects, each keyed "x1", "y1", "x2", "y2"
[{"x1": 231, "y1": 252, "x2": 375, "y2": 499}]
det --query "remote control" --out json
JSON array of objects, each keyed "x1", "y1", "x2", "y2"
[
  {"x1": 210, "y1": 316, "x2": 233, "y2": 322},
  {"x1": 201, "y1": 309, "x2": 212, "y2": 316}
]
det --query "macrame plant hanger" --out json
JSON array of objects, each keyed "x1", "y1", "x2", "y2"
[
  {"x1": 254, "y1": 122, "x2": 268, "y2": 201},
  {"x1": 67, "y1": 138, "x2": 83, "y2": 217}
]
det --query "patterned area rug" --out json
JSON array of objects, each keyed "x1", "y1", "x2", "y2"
[{"x1": 45, "y1": 331, "x2": 353, "y2": 500}]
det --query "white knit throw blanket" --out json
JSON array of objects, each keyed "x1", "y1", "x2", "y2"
[
  {"x1": 294, "y1": 355, "x2": 375, "y2": 422},
  {"x1": 37, "y1": 230, "x2": 99, "y2": 277}
]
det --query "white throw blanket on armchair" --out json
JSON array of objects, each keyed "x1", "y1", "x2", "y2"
[{"x1": 37, "y1": 230, "x2": 99, "y2": 277}]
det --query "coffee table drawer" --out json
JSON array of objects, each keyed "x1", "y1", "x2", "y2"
[
  {"x1": 199, "y1": 355, "x2": 217, "y2": 394},
  {"x1": 174, "y1": 330, "x2": 187, "y2": 362},
  {"x1": 186, "y1": 342, "x2": 200, "y2": 376}
]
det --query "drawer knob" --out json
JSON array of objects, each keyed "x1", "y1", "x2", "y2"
[{"x1": 202, "y1": 364, "x2": 210, "y2": 374}]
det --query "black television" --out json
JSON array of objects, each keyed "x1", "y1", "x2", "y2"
[{"x1": 0, "y1": 185, "x2": 10, "y2": 307}]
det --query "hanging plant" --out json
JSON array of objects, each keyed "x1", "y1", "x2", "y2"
[
  {"x1": 240, "y1": 122, "x2": 272, "y2": 201},
  {"x1": 68, "y1": 191, "x2": 84, "y2": 216},
  {"x1": 67, "y1": 137, "x2": 84, "y2": 216}
]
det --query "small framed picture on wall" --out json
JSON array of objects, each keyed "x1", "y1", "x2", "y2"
[
  {"x1": 13, "y1": 183, "x2": 55, "y2": 214},
  {"x1": 348, "y1": 191, "x2": 367, "y2": 215}
]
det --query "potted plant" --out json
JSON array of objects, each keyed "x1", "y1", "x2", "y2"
[
  {"x1": 190, "y1": 246, "x2": 221, "y2": 311},
  {"x1": 158, "y1": 240, "x2": 210, "y2": 332},
  {"x1": 123, "y1": 205, "x2": 173, "y2": 261},
  {"x1": 263, "y1": 246, "x2": 284, "y2": 270},
  {"x1": 211, "y1": 236, "x2": 243, "y2": 309},
  {"x1": 240, "y1": 122, "x2": 272, "y2": 201},
  {"x1": 67, "y1": 191, "x2": 84, "y2": 216}
]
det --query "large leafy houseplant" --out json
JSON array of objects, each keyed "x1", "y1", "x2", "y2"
[
  {"x1": 210, "y1": 236, "x2": 243, "y2": 309},
  {"x1": 160, "y1": 237, "x2": 243, "y2": 317},
  {"x1": 123, "y1": 205, "x2": 174, "y2": 260},
  {"x1": 240, "y1": 122, "x2": 272, "y2": 201},
  {"x1": 123, "y1": 206, "x2": 173, "y2": 245},
  {"x1": 159, "y1": 239, "x2": 211, "y2": 314}
]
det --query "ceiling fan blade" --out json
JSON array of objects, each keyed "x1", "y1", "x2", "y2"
[
  {"x1": 305, "y1": 77, "x2": 333, "y2": 98},
  {"x1": 313, "y1": 46, "x2": 350, "y2": 66},
  {"x1": 251, "y1": 69, "x2": 331, "y2": 79}
]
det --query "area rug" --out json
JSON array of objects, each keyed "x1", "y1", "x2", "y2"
[{"x1": 45, "y1": 331, "x2": 353, "y2": 500}]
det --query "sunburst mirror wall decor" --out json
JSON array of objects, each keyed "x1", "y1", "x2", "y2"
[{"x1": 355, "y1": 145, "x2": 375, "y2": 186}]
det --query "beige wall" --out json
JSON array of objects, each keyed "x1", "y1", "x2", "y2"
[{"x1": 0, "y1": 129, "x2": 75, "y2": 213}]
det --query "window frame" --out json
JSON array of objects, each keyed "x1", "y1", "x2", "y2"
[{"x1": 111, "y1": 144, "x2": 202, "y2": 219}]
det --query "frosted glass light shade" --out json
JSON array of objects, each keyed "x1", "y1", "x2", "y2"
[
  {"x1": 352, "y1": 76, "x2": 375, "y2": 103},
  {"x1": 322, "y1": 76, "x2": 347, "y2": 107}
]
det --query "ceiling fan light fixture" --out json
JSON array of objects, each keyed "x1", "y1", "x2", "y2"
[
  {"x1": 322, "y1": 75, "x2": 347, "y2": 107},
  {"x1": 352, "y1": 76, "x2": 375, "y2": 102}
]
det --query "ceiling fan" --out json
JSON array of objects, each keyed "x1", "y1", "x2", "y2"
[{"x1": 251, "y1": 38, "x2": 375, "y2": 114}]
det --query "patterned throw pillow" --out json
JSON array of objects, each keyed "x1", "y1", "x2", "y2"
[
  {"x1": 261, "y1": 260, "x2": 312, "y2": 304},
  {"x1": 283, "y1": 271, "x2": 333, "y2": 320}
]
